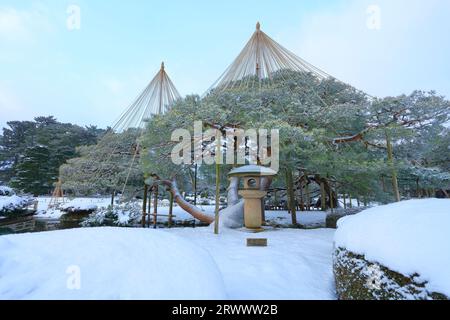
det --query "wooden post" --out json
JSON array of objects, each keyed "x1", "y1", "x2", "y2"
[
  {"x1": 214, "y1": 133, "x2": 221, "y2": 235},
  {"x1": 153, "y1": 185, "x2": 158, "y2": 229},
  {"x1": 194, "y1": 163, "x2": 198, "y2": 206},
  {"x1": 168, "y1": 191, "x2": 174, "y2": 228},
  {"x1": 142, "y1": 185, "x2": 148, "y2": 228}
]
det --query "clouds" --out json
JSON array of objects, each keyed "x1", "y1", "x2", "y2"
[
  {"x1": 0, "y1": 5, "x2": 53, "y2": 45},
  {"x1": 291, "y1": 0, "x2": 450, "y2": 98}
]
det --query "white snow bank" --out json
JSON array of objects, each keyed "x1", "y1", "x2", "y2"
[
  {"x1": 0, "y1": 195, "x2": 31, "y2": 213},
  {"x1": 335, "y1": 199, "x2": 450, "y2": 297},
  {"x1": 61, "y1": 199, "x2": 99, "y2": 212},
  {"x1": 0, "y1": 228, "x2": 226, "y2": 300}
]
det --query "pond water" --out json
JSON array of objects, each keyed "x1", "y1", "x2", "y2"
[
  {"x1": 0, "y1": 213, "x2": 202, "y2": 236},
  {"x1": 0, "y1": 215, "x2": 84, "y2": 236}
]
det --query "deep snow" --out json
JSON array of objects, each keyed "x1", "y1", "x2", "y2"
[
  {"x1": 335, "y1": 199, "x2": 450, "y2": 297},
  {"x1": 0, "y1": 226, "x2": 335, "y2": 300},
  {"x1": 0, "y1": 228, "x2": 226, "y2": 300}
]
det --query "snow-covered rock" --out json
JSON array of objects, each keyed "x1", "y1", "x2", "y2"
[
  {"x1": 0, "y1": 228, "x2": 226, "y2": 300},
  {"x1": 334, "y1": 199, "x2": 450, "y2": 299}
]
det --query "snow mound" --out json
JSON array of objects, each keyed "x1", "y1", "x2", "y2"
[
  {"x1": 214, "y1": 200, "x2": 244, "y2": 229},
  {"x1": 61, "y1": 199, "x2": 98, "y2": 212},
  {"x1": 0, "y1": 228, "x2": 227, "y2": 300},
  {"x1": 0, "y1": 195, "x2": 32, "y2": 214},
  {"x1": 335, "y1": 199, "x2": 450, "y2": 297}
]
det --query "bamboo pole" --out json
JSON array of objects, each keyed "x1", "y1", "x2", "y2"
[{"x1": 214, "y1": 133, "x2": 221, "y2": 235}]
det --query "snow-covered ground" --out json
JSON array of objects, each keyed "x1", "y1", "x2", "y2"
[
  {"x1": 34, "y1": 196, "x2": 327, "y2": 227},
  {"x1": 170, "y1": 227, "x2": 336, "y2": 299},
  {"x1": 335, "y1": 199, "x2": 450, "y2": 298},
  {"x1": 0, "y1": 228, "x2": 226, "y2": 300},
  {"x1": 0, "y1": 226, "x2": 336, "y2": 300},
  {"x1": 35, "y1": 197, "x2": 112, "y2": 219},
  {"x1": 265, "y1": 210, "x2": 326, "y2": 227}
]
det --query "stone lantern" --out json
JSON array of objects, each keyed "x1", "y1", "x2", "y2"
[{"x1": 228, "y1": 165, "x2": 277, "y2": 231}]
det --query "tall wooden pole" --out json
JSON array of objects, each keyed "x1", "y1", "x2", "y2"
[
  {"x1": 194, "y1": 163, "x2": 198, "y2": 206},
  {"x1": 214, "y1": 133, "x2": 221, "y2": 235}
]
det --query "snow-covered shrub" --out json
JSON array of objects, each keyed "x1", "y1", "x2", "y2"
[
  {"x1": 0, "y1": 186, "x2": 14, "y2": 196},
  {"x1": 82, "y1": 202, "x2": 141, "y2": 227},
  {"x1": 334, "y1": 199, "x2": 450, "y2": 300},
  {"x1": 0, "y1": 186, "x2": 34, "y2": 217}
]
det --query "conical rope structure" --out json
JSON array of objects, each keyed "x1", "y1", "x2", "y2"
[
  {"x1": 207, "y1": 22, "x2": 331, "y2": 93},
  {"x1": 113, "y1": 62, "x2": 181, "y2": 133},
  {"x1": 59, "y1": 63, "x2": 181, "y2": 201}
]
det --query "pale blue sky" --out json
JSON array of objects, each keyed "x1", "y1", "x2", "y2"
[{"x1": 1, "y1": 0, "x2": 449, "y2": 129}]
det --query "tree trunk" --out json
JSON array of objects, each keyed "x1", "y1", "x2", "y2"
[
  {"x1": 168, "y1": 192, "x2": 174, "y2": 228},
  {"x1": 111, "y1": 190, "x2": 115, "y2": 207},
  {"x1": 329, "y1": 185, "x2": 334, "y2": 213},
  {"x1": 153, "y1": 185, "x2": 158, "y2": 228},
  {"x1": 385, "y1": 130, "x2": 401, "y2": 202},
  {"x1": 142, "y1": 185, "x2": 148, "y2": 227},
  {"x1": 305, "y1": 180, "x2": 311, "y2": 211},
  {"x1": 286, "y1": 169, "x2": 297, "y2": 225},
  {"x1": 343, "y1": 193, "x2": 347, "y2": 209},
  {"x1": 320, "y1": 180, "x2": 327, "y2": 211}
]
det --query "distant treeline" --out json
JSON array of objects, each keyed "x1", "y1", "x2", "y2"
[{"x1": 0, "y1": 116, "x2": 105, "y2": 196}]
